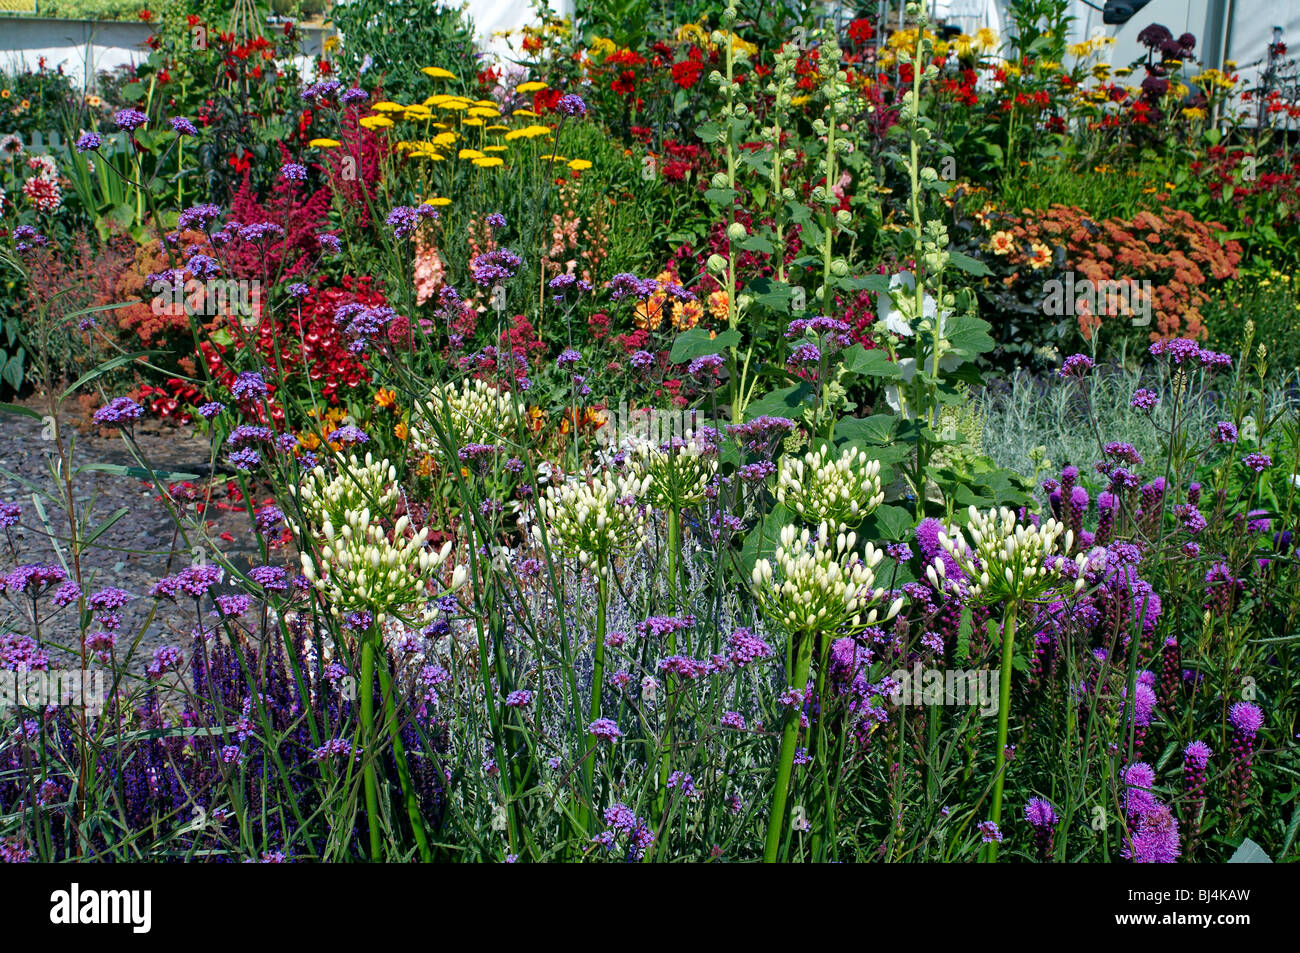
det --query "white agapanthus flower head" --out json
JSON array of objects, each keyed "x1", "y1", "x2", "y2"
[
  {"x1": 626, "y1": 429, "x2": 719, "y2": 509},
  {"x1": 937, "y1": 505, "x2": 1088, "y2": 602},
  {"x1": 535, "y1": 470, "x2": 651, "y2": 577},
  {"x1": 412, "y1": 377, "x2": 524, "y2": 457},
  {"x1": 751, "y1": 522, "x2": 905, "y2": 635},
  {"x1": 291, "y1": 454, "x2": 453, "y2": 624},
  {"x1": 776, "y1": 445, "x2": 885, "y2": 531}
]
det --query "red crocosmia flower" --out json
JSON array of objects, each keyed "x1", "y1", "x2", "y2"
[
  {"x1": 187, "y1": 14, "x2": 200, "y2": 26},
  {"x1": 138, "y1": 9, "x2": 152, "y2": 21}
]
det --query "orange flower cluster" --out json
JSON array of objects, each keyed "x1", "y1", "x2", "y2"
[{"x1": 990, "y1": 204, "x2": 1241, "y2": 340}]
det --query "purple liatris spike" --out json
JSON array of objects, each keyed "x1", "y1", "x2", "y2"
[
  {"x1": 1226, "y1": 702, "x2": 1263, "y2": 829},
  {"x1": 1023, "y1": 797, "x2": 1058, "y2": 860},
  {"x1": 1182, "y1": 740, "x2": 1211, "y2": 853}
]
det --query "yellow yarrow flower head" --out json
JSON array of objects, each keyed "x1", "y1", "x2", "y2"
[{"x1": 421, "y1": 67, "x2": 456, "y2": 79}]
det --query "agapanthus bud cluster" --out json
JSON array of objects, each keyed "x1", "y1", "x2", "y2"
[
  {"x1": 626, "y1": 431, "x2": 718, "y2": 509},
  {"x1": 290, "y1": 454, "x2": 452, "y2": 623},
  {"x1": 413, "y1": 378, "x2": 523, "y2": 457},
  {"x1": 752, "y1": 523, "x2": 904, "y2": 634},
  {"x1": 937, "y1": 506, "x2": 1087, "y2": 602},
  {"x1": 535, "y1": 471, "x2": 651, "y2": 577},
  {"x1": 775, "y1": 445, "x2": 884, "y2": 531}
]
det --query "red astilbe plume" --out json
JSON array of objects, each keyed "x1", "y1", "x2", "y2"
[{"x1": 224, "y1": 142, "x2": 332, "y2": 282}]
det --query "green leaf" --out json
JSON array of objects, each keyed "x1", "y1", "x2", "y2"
[
  {"x1": 0, "y1": 402, "x2": 42, "y2": 421},
  {"x1": 60, "y1": 351, "x2": 160, "y2": 401},
  {"x1": 860, "y1": 503, "x2": 913, "y2": 541},
  {"x1": 943, "y1": 314, "x2": 996, "y2": 359},
  {"x1": 748, "y1": 277, "x2": 794, "y2": 312},
  {"x1": 83, "y1": 507, "x2": 131, "y2": 547},
  {"x1": 738, "y1": 504, "x2": 793, "y2": 574},
  {"x1": 743, "y1": 382, "x2": 812, "y2": 420},
  {"x1": 956, "y1": 606, "x2": 973, "y2": 663},
  {"x1": 947, "y1": 250, "x2": 992, "y2": 277},
  {"x1": 77, "y1": 463, "x2": 202, "y2": 482},
  {"x1": 2, "y1": 352, "x2": 24, "y2": 390},
  {"x1": 669, "y1": 328, "x2": 740, "y2": 363},
  {"x1": 704, "y1": 187, "x2": 738, "y2": 205},
  {"x1": 840, "y1": 344, "x2": 902, "y2": 379},
  {"x1": 836, "y1": 274, "x2": 892, "y2": 293},
  {"x1": 833, "y1": 413, "x2": 896, "y2": 446},
  {"x1": 1227, "y1": 838, "x2": 1272, "y2": 863}
]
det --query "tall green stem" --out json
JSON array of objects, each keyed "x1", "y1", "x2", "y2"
[
  {"x1": 377, "y1": 658, "x2": 432, "y2": 861},
  {"x1": 986, "y1": 599, "x2": 1019, "y2": 862},
  {"x1": 764, "y1": 630, "x2": 814, "y2": 862},
  {"x1": 580, "y1": 575, "x2": 610, "y2": 832},
  {"x1": 360, "y1": 634, "x2": 381, "y2": 862},
  {"x1": 657, "y1": 510, "x2": 680, "y2": 822}
]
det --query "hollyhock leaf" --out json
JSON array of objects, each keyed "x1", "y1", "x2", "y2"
[
  {"x1": 837, "y1": 274, "x2": 893, "y2": 293},
  {"x1": 670, "y1": 328, "x2": 740, "y2": 363},
  {"x1": 942, "y1": 314, "x2": 996, "y2": 358},
  {"x1": 744, "y1": 382, "x2": 813, "y2": 420},
  {"x1": 748, "y1": 277, "x2": 794, "y2": 312},
  {"x1": 833, "y1": 413, "x2": 896, "y2": 446},
  {"x1": 840, "y1": 344, "x2": 903, "y2": 379}
]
